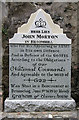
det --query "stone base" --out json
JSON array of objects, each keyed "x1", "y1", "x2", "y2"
[{"x1": 5, "y1": 98, "x2": 76, "y2": 112}]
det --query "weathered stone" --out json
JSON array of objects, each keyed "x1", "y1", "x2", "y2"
[
  {"x1": 7, "y1": 9, "x2": 72, "y2": 102},
  {"x1": 0, "y1": 111, "x2": 78, "y2": 119},
  {"x1": 5, "y1": 98, "x2": 76, "y2": 112},
  {"x1": 2, "y1": 2, "x2": 79, "y2": 107},
  {"x1": 4, "y1": 7, "x2": 76, "y2": 113}
]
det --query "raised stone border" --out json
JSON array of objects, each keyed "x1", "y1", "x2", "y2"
[{"x1": 5, "y1": 98, "x2": 76, "y2": 112}]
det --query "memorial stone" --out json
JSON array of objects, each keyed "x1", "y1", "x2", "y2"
[{"x1": 5, "y1": 9, "x2": 76, "y2": 112}]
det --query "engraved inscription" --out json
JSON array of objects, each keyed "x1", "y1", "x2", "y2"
[{"x1": 9, "y1": 44, "x2": 71, "y2": 99}]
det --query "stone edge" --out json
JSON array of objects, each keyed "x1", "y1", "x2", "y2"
[{"x1": 4, "y1": 98, "x2": 76, "y2": 112}]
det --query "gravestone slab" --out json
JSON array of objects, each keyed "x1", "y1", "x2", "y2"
[
  {"x1": 9, "y1": 44, "x2": 71, "y2": 100},
  {"x1": 5, "y1": 9, "x2": 76, "y2": 112}
]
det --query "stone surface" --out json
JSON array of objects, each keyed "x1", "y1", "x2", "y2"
[
  {"x1": 2, "y1": 2, "x2": 79, "y2": 107},
  {"x1": 8, "y1": 9, "x2": 72, "y2": 101},
  {"x1": 9, "y1": 44, "x2": 71, "y2": 100},
  {"x1": 77, "y1": 108, "x2": 79, "y2": 120},
  {"x1": 1, "y1": 0, "x2": 79, "y2": 2},
  {"x1": 0, "y1": 90, "x2": 3, "y2": 112},
  {"x1": 0, "y1": 111, "x2": 78, "y2": 119},
  {"x1": 1, "y1": 118, "x2": 78, "y2": 120},
  {"x1": 5, "y1": 98, "x2": 76, "y2": 112}
]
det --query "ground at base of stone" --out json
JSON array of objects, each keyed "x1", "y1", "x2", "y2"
[
  {"x1": 0, "y1": 116, "x2": 78, "y2": 120},
  {"x1": 0, "y1": 111, "x2": 78, "y2": 120}
]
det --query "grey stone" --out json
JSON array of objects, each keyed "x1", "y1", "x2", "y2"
[
  {"x1": 9, "y1": 44, "x2": 71, "y2": 100},
  {"x1": 77, "y1": 108, "x2": 79, "y2": 120},
  {"x1": 5, "y1": 98, "x2": 76, "y2": 112},
  {"x1": 2, "y1": 2, "x2": 79, "y2": 106},
  {"x1": 0, "y1": 111, "x2": 78, "y2": 119}
]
